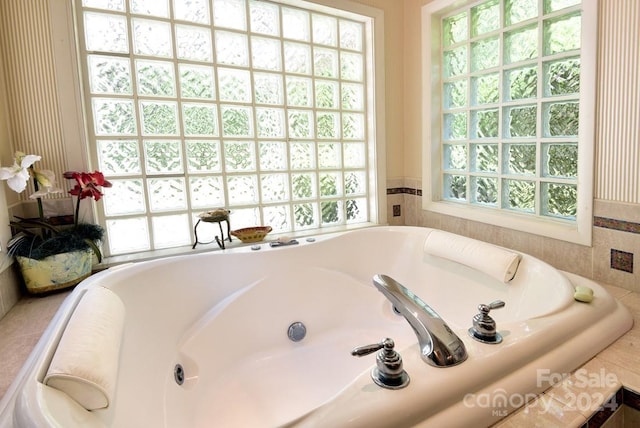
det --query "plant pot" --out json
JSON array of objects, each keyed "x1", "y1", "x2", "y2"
[{"x1": 16, "y1": 249, "x2": 93, "y2": 294}]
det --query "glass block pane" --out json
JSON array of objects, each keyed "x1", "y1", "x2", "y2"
[
  {"x1": 506, "y1": 66, "x2": 537, "y2": 100},
  {"x1": 504, "y1": 143, "x2": 536, "y2": 175},
  {"x1": 106, "y1": 217, "x2": 150, "y2": 254},
  {"x1": 256, "y1": 108, "x2": 285, "y2": 138},
  {"x1": 505, "y1": 25, "x2": 537, "y2": 64},
  {"x1": 346, "y1": 198, "x2": 367, "y2": 223},
  {"x1": 292, "y1": 173, "x2": 316, "y2": 199},
  {"x1": 284, "y1": 42, "x2": 312, "y2": 74},
  {"x1": 471, "y1": 144, "x2": 498, "y2": 172},
  {"x1": 152, "y1": 214, "x2": 191, "y2": 248},
  {"x1": 136, "y1": 60, "x2": 175, "y2": 96},
  {"x1": 473, "y1": 109, "x2": 499, "y2": 139},
  {"x1": 98, "y1": 140, "x2": 141, "y2": 175},
  {"x1": 254, "y1": 72, "x2": 283, "y2": 105},
  {"x1": 229, "y1": 207, "x2": 259, "y2": 229},
  {"x1": 290, "y1": 142, "x2": 315, "y2": 170},
  {"x1": 443, "y1": 113, "x2": 467, "y2": 140},
  {"x1": 321, "y1": 200, "x2": 342, "y2": 225},
  {"x1": 317, "y1": 113, "x2": 340, "y2": 139},
  {"x1": 314, "y1": 48, "x2": 338, "y2": 78},
  {"x1": 286, "y1": 77, "x2": 312, "y2": 107},
  {"x1": 503, "y1": 179, "x2": 535, "y2": 212},
  {"x1": 224, "y1": 140, "x2": 256, "y2": 171},
  {"x1": 227, "y1": 175, "x2": 258, "y2": 205},
  {"x1": 131, "y1": 0, "x2": 168, "y2": 17},
  {"x1": 444, "y1": 79, "x2": 467, "y2": 109},
  {"x1": 132, "y1": 18, "x2": 172, "y2": 57},
  {"x1": 546, "y1": 102, "x2": 579, "y2": 137},
  {"x1": 249, "y1": 0, "x2": 279, "y2": 36},
  {"x1": 505, "y1": 0, "x2": 538, "y2": 25},
  {"x1": 84, "y1": 12, "x2": 128, "y2": 53},
  {"x1": 544, "y1": 143, "x2": 577, "y2": 177},
  {"x1": 251, "y1": 37, "x2": 282, "y2": 71},
  {"x1": 472, "y1": 176, "x2": 498, "y2": 205},
  {"x1": 218, "y1": 68, "x2": 251, "y2": 102},
  {"x1": 148, "y1": 177, "x2": 187, "y2": 211},
  {"x1": 345, "y1": 171, "x2": 366, "y2": 195},
  {"x1": 190, "y1": 176, "x2": 224, "y2": 207},
  {"x1": 339, "y1": 20, "x2": 363, "y2": 51},
  {"x1": 471, "y1": 36, "x2": 499, "y2": 71},
  {"x1": 316, "y1": 80, "x2": 339, "y2": 109},
  {"x1": 506, "y1": 105, "x2": 537, "y2": 138},
  {"x1": 340, "y1": 52, "x2": 363, "y2": 81},
  {"x1": 104, "y1": 179, "x2": 146, "y2": 215},
  {"x1": 288, "y1": 110, "x2": 314, "y2": 139},
  {"x1": 443, "y1": 144, "x2": 467, "y2": 170},
  {"x1": 179, "y1": 65, "x2": 216, "y2": 99},
  {"x1": 221, "y1": 106, "x2": 252, "y2": 133},
  {"x1": 183, "y1": 103, "x2": 218, "y2": 136},
  {"x1": 83, "y1": 0, "x2": 125, "y2": 11},
  {"x1": 294, "y1": 202, "x2": 318, "y2": 229},
  {"x1": 544, "y1": 0, "x2": 580, "y2": 13},
  {"x1": 344, "y1": 143, "x2": 365, "y2": 168},
  {"x1": 140, "y1": 101, "x2": 178, "y2": 135},
  {"x1": 282, "y1": 7, "x2": 310, "y2": 41},
  {"x1": 471, "y1": 0, "x2": 499, "y2": 36},
  {"x1": 263, "y1": 205, "x2": 291, "y2": 233},
  {"x1": 260, "y1": 173, "x2": 289, "y2": 202},
  {"x1": 174, "y1": 0, "x2": 209, "y2": 24},
  {"x1": 342, "y1": 113, "x2": 364, "y2": 140},
  {"x1": 546, "y1": 58, "x2": 580, "y2": 96},
  {"x1": 186, "y1": 140, "x2": 221, "y2": 172},
  {"x1": 443, "y1": 46, "x2": 467, "y2": 77},
  {"x1": 213, "y1": 0, "x2": 246, "y2": 30},
  {"x1": 472, "y1": 73, "x2": 499, "y2": 105},
  {"x1": 176, "y1": 25, "x2": 212, "y2": 62},
  {"x1": 544, "y1": 13, "x2": 581, "y2": 55},
  {"x1": 443, "y1": 12, "x2": 467, "y2": 46},
  {"x1": 215, "y1": 31, "x2": 249, "y2": 66},
  {"x1": 342, "y1": 83, "x2": 364, "y2": 111},
  {"x1": 93, "y1": 98, "x2": 136, "y2": 135},
  {"x1": 443, "y1": 174, "x2": 467, "y2": 201},
  {"x1": 318, "y1": 142, "x2": 341, "y2": 169},
  {"x1": 259, "y1": 141, "x2": 287, "y2": 171},
  {"x1": 313, "y1": 14, "x2": 337, "y2": 46},
  {"x1": 144, "y1": 140, "x2": 183, "y2": 174},
  {"x1": 543, "y1": 183, "x2": 577, "y2": 218},
  {"x1": 88, "y1": 55, "x2": 132, "y2": 94}
]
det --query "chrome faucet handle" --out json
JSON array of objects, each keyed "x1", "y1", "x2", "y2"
[
  {"x1": 469, "y1": 300, "x2": 505, "y2": 344},
  {"x1": 351, "y1": 338, "x2": 410, "y2": 389}
]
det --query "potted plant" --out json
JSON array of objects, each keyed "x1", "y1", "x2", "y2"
[{"x1": 0, "y1": 151, "x2": 111, "y2": 294}]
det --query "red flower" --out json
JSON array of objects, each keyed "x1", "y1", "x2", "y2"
[{"x1": 64, "y1": 171, "x2": 112, "y2": 201}]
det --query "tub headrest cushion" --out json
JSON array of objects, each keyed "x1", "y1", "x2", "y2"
[
  {"x1": 423, "y1": 230, "x2": 522, "y2": 283},
  {"x1": 44, "y1": 286, "x2": 125, "y2": 410}
]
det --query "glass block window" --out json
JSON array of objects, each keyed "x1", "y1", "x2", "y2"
[
  {"x1": 79, "y1": 0, "x2": 376, "y2": 256},
  {"x1": 437, "y1": 0, "x2": 584, "y2": 221}
]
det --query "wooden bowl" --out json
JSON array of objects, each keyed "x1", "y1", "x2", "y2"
[{"x1": 230, "y1": 226, "x2": 273, "y2": 243}]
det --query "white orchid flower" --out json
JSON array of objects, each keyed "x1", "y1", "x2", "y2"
[
  {"x1": 0, "y1": 153, "x2": 41, "y2": 194},
  {"x1": 30, "y1": 169, "x2": 62, "y2": 198}
]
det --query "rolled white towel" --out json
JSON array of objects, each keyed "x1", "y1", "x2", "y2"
[
  {"x1": 44, "y1": 286, "x2": 125, "y2": 410},
  {"x1": 424, "y1": 230, "x2": 522, "y2": 283}
]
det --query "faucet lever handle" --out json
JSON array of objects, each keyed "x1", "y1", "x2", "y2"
[
  {"x1": 479, "y1": 300, "x2": 505, "y2": 314},
  {"x1": 351, "y1": 338, "x2": 393, "y2": 357}
]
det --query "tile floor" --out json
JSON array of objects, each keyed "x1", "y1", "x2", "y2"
[{"x1": 0, "y1": 289, "x2": 71, "y2": 400}]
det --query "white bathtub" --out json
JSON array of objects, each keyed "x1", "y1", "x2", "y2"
[{"x1": 0, "y1": 226, "x2": 632, "y2": 427}]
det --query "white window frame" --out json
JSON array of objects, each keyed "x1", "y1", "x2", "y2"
[
  {"x1": 421, "y1": 0, "x2": 597, "y2": 246},
  {"x1": 50, "y1": 0, "x2": 387, "y2": 259}
]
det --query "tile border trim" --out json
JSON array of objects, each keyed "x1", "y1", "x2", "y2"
[
  {"x1": 386, "y1": 187, "x2": 422, "y2": 196},
  {"x1": 594, "y1": 216, "x2": 640, "y2": 234},
  {"x1": 583, "y1": 387, "x2": 640, "y2": 428}
]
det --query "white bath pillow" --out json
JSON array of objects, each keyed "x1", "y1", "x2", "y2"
[
  {"x1": 44, "y1": 286, "x2": 125, "y2": 410},
  {"x1": 424, "y1": 230, "x2": 522, "y2": 283}
]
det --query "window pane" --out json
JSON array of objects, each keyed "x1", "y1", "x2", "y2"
[
  {"x1": 443, "y1": 11, "x2": 467, "y2": 46},
  {"x1": 471, "y1": 144, "x2": 498, "y2": 172},
  {"x1": 473, "y1": 109, "x2": 499, "y2": 139},
  {"x1": 504, "y1": 25, "x2": 537, "y2": 64},
  {"x1": 213, "y1": 0, "x2": 246, "y2": 30},
  {"x1": 444, "y1": 174, "x2": 467, "y2": 200},
  {"x1": 503, "y1": 179, "x2": 535, "y2": 212},
  {"x1": 152, "y1": 214, "x2": 191, "y2": 248},
  {"x1": 176, "y1": 25, "x2": 212, "y2": 61},
  {"x1": 106, "y1": 218, "x2": 150, "y2": 253},
  {"x1": 104, "y1": 179, "x2": 146, "y2": 215},
  {"x1": 190, "y1": 176, "x2": 224, "y2": 207},
  {"x1": 93, "y1": 99, "x2": 136, "y2": 135},
  {"x1": 313, "y1": 14, "x2": 337, "y2": 46},
  {"x1": 175, "y1": 0, "x2": 210, "y2": 24},
  {"x1": 444, "y1": 79, "x2": 467, "y2": 109},
  {"x1": 224, "y1": 141, "x2": 256, "y2": 171},
  {"x1": 251, "y1": 37, "x2": 282, "y2": 71},
  {"x1": 282, "y1": 7, "x2": 310, "y2": 41},
  {"x1": 472, "y1": 176, "x2": 498, "y2": 205},
  {"x1": 84, "y1": 12, "x2": 128, "y2": 53},
  {"x1": 545, "y1": 58, "x2": 580, "y2": 96},
  {"x1": 505, "y1": 105, "x2": 537, "y2": 138},
  {"x1": 88, "y1": 55, "x2": 132, "y2": 94},
  {"x1": 444, "y1": 113, "x2": 468, "y2": 140},
  {"x1": 261, "y1": 173, "x2": 289, "y2": 202},
  {"x1": 505, "y1": 0, "x2": 537, "y2": 25},
  {"x1": 136, "y1": 60, "x2": 175, "y2": 96},
  {"x1": 503, "y1": 143, "x2": 536, "y2": 175},
  {"x1": 249, "y1": 0, "x2": 279, "y2": 36},
  {"x1": 98, "y1": 140, "x2": 141, "y2": 175},
  {"x1": 140, "y1": 101, "x2": 178, "y2": 135},
  {"x1": 148, "y1": 178, "x2": 187, "y2": 211},
  {"x1": 263, "y1": 205, "x2": 291, "y2": 233},
  {"x1": 472, "y1": 73, "x2": 499, "y2": 105},
  {"x1": 544, "y1": 0, "x2": 580, "y2": 13},
  {"x1": 215, "y1": 31, "x2": 249, "y2": 66},
  {"x1": 186, "y1": 141, "x2": 221, "y2": 172},
  {"x1": 179, "y1": 65, "x2": 216, "y2": 99},
  {"x1": 144, "y1": 140, "x2": 183, "y2": 173},
  {"x1": 221, "y1": 106, "x2": 253, "y2": 137},
  {"x1": 471, "y1": 36, "x2": 499, "y2": 71},
  {"x1": 339, "y1": 20, "x2": 363, "y2": 51},
  {"x1": 131, "y1": 0, "x2": 168, "y2": 17},
  {"x1": 543, "y1": 143, "x2": 577, "y2": 177},
  {"x1": 471, "y1": 0, "x2": 499, "y2": 36},
  {"x1": 259, "y1": 141, "x2": 287, "y2": 171},
  {"x1": 543, "y1": 183, "x2": 577, "y2": 218},
  {"x1": 544, "y1": 13, "x2": 581, "y2": 55},
  {"x1": 256, "y1": 108, "x2": 285, "y2": 138},
  {"x1": 443, "y1": 144, "x2": 467, "y2": 170},
  {"x1": 546, "y1": 102, "x2": 579, "y2": 137},
  {"x1": 444, "y1": 46, "x2": 467, "y2": 77},
  {"x1": 505, "y1": 66, "x2": 537, "y2": 100},
  {"x1": 132, "y1": 18, "x2": 173, "y2": 57},
  {"x1": 183, "y1": 103, "x2": 218, "y2": 136},
  {"x1": 227, "y1": 175, "x2": 258, "y2": 205},
  {"x1": 254, "y1": 72, "x2": 283, "y2": 105}
]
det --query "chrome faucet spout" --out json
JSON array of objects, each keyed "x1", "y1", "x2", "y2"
[{"x1": 373, "y1": 274, "x2": 467, "y2": 367}]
